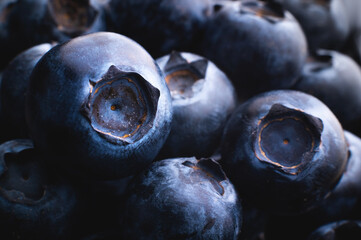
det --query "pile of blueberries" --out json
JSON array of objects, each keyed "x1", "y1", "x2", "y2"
[{"x1": 1, "y1": 0, "x2": 361, "y2": 239}]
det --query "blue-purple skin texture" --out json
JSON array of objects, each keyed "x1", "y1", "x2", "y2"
[
  {"x1": 200, "y1": 0, "x2": 307, "y2": 100},
  {"x1": 0, "y1": 139, "x2": 79, "y2": 240},
  {"x1": 293, "y1": 49, "x2": 361, "y2": 136},
  {"x1": 107, "y1": 0, "x2": 213, "y2": 58},
  {"x1": 221, "y1": 90, "x2": 348, "y2": 215},
  {"x1": 1, "y1": 43, "x2": 55, "y2": 140},
  {"x1": 156, "y1": 52, "x2": 237, "y2": 159},
  {"x1": 120, "y1": 157, "x2": 242, "y2": 240},
  {"x1": 25, "y1": 32, "x2": 173, "y2": 180},
  {"x1": 306, "y1": 130, "x2": 361, "y2": 222},
  {"x1": 266, "y1": 130, "x2": 361, "y2": 239},
  {"x1": 281, "y1": 0, "x2": 351, "y2": 52}
]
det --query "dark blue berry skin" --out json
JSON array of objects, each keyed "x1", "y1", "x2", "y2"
[
  {"x1": 156, "y1": 51, "x2": 237, "y2": 159},
  {"x1": 0, "y1": 0, "x2": 107, "y2": 69},
  {"x1": 264, "y1": 130, "x2": 361, "y2": 240},
  {"x1": 25, "y1": 32, "x2": 173, "y2": 180},
  {"x1": 307, "y1": 220, "x2": 361, "y2": 240},
  {"x1": 304, "y1": 131, "x2": 361, "y2": 224},
  {"x1": 0, "y1": 139, "x2": 80, "y2": 240},
  {"x1": 341, "y1": 1, "x2": 361, "y2": 64},
  {"x1": 200, "y1": 0, "x2": 307, "y2": 100},
  {"x1": 107, "y1": 0, "x2": 212, "y2": 59},
  {"x1": 293, "y1": 50, "x2": 361, "y2": 137},
  {"x1": 221, "y1": 90, "x2": 348, "y2": 215},
  {"x1": 120, "y1": 157, "x2": 242, "y2": 240},
  {"x1": 0, "y1": 43, "x2": 55, "y2": 141},
  {"x1": 281, "y1": 0, "x2": 351, "y2": 53}
]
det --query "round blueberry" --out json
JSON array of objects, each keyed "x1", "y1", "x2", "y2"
[
  {"x1": 156, "y1": 51, "x2": 237, "y2": 159},
  {"x1": 221, "y1": 90, "x2": 348, "y2": 214},
  {"x1": 200, "y1": 0, "x2": 307, "y2": 99},
  {"x1": 25, "y1": 32, "x2": 173, "y2": 180},
  {"x1": 120, "y1": 157, "x2": 242, "y2": 239}
]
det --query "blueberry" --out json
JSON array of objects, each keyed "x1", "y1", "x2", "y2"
[
  {"x1": 200, "y1": 0, "x2": 307, "y2": 99},
  {"x1": 25, "y1": 32, "x2": 173, "y2": 180},
  {"x1": 156, "y1": 51, "x2": 237, "y2": 159},
  {"x1": 221, "y1": 90, "x2": 348, "y2": 214},
  {"x1": 0, "y1": 139, "x2": 80, "y2": 240},
  {"x1": 0, "y1": 43, "x2": 55, "y2": 141},
  {"x1": 120, "y1": 157, "x2": 242, "y2": 239}
]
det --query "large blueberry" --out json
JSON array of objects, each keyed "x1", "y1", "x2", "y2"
[
  {"x1": 156, "y1": 51, "x2": 237, "y2": 159},
  {"x1": 25, "y1": 32, "x2": 173, "y2": 180},
  {"x1": 200, "y1": 0, "x2": 307, "y2": 99},
  {"x1": 221, "y1": 90, "x2": 348, "y2": 214},
  {"x1": 120, "y1": 157, "x2": 242, "y2": 239}
]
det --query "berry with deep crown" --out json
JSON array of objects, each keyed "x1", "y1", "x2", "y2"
[{"x1": 25, "y1": 32, "x2": 173, "y2": 180}]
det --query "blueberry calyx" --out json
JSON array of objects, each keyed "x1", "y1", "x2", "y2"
[
  {"x1": 47, "y1": 0, "x2": 98, "y2": 34},
  {"x1": 254, "y1": 104, "x2": 323, "y2": 175},
  {"x1": 81, "y1": 65, "x2": 160, "y2": 145},
  {"x1": 182, "y1": 158, "x2": 227, "y2": 195},
  {"x1": 164, "y1": 51, "x2": 208, "y2": 99},
  {"x1": 241, "y1": 0, "x2": 285, "y2": 23}
]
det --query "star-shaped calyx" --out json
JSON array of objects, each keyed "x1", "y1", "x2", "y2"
[
  {"x1": 163, "y1": 51, "x2": 208, "y2": 99},
  {"x1": 81, "y1": 65, "x2": 159, "y2": 145}
]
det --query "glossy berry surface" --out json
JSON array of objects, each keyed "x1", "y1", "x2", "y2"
[
  {"x1": 221, "y1": 90, "x2": 348, "y2": 214},
  {"x1": 25, "y1": 32, "x2": 172, "y2": 180},
  {"x1": 156, "y1": 51, "x2": 237, "y2": 159},
  {"x1": 120, "y1": 157, "x2": 242, "y2": 240}
]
